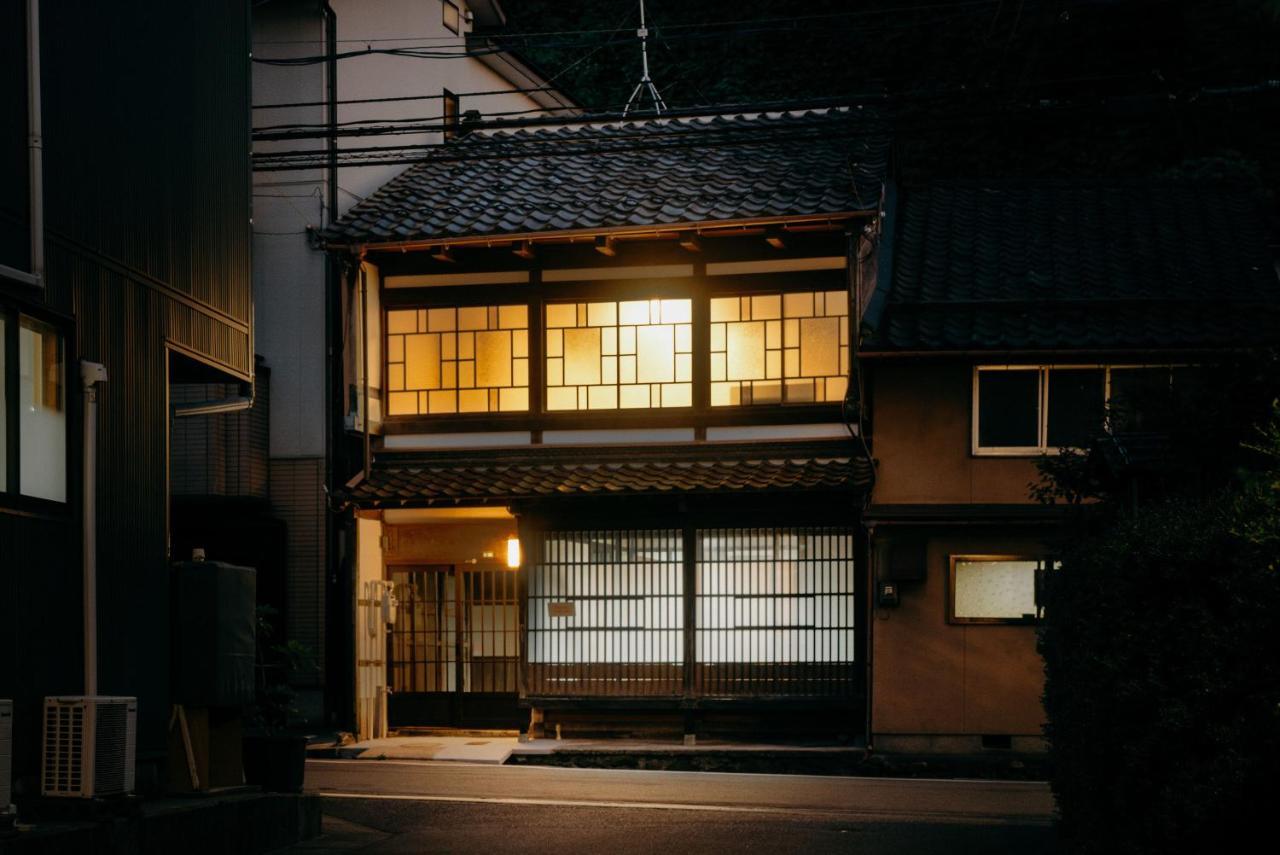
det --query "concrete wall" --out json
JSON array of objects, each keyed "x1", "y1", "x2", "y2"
[{"x1": 869, "y1": 361, "x2": 1041, "y2": 505}]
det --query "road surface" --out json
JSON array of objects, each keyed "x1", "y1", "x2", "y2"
[{"x1": 283, "y1": 759, "x2": 1060, "y2": 853}]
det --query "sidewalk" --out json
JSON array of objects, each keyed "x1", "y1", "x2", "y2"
[{"x1": 307, "y1": 734, "x2": 1045, "y2": 779}]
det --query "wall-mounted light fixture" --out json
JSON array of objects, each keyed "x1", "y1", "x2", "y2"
[
  {"x1": 506, "y1": 536, "x2": 521, "y2": 569},
  {"x1": 431, "y1": 245, "x2": 456, "y2": 263},
  {"x1": 594, "y1": 235, "x2": 617, "y2": 256}
]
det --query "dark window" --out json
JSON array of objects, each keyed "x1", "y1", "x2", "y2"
[
  {"x1": 442, "y1": 89, "x2": 459, "y2": 141},
  {"x1": 442, "y1": 1, "x2": 461, "y2": 34},
  {"x1": 977, "y1": 370, "x2": 1039, "y2": 448},
  {"x1": 1046, "y1": 368, "x2": 1104, "y2": 448},
  {"x1": 1109, "y1": 367, "x2": 1171, "y2": 432}
]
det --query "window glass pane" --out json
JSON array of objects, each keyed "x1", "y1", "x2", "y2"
[
  {"x1": 0, "y1": 315, "x2": 6, "y2": 492},
  {"x1": 954, "y1": 559, "x2": 1038, "y2": 620},
  {"x1": 1046, "y1": 368, "x2": 1105, "y2": 448},
  {"x1": 977, "y1": 370, "x2": 1039, "y2": 447},
  {"x1": 546, "y1": 299, "x2": 691, "y2": 411},
  {"x1": 385, "y1": 304, "x2": 528, "y2": 415},
  {"x1": 1109, "y1": 367, "x2": 1172, "y2": 432},
  {"x1": 19, "y1": 316, "x2": 65, "y2": 502},
  {"x1": 710, "y1": 290, "x2": 848, "y2": 406}
]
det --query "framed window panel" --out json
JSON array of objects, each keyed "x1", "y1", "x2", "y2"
[
  {"x1": 0, "y1": 311, "x2": 7, "y2": 493},
  {"x1": 709, "y1": 290, "x2": 849, "y2": 406},
  {"x1": 526, "y1": 530, "x2": 684, "y2": 696},
  {"x1": 384, "y1": 304, "x2": 529, "y2": 416},
  {"x1": 695, "y1": 528, "x2": 857, "y2": 697},
  {"x1": 544, "y1": 298, "x2": 692, "y2": 411},
  {"x1": 975, "y1": 364, "x2": 1185, "y2": 455},
  {"x1": 442, "y1": 0, "x2": 461, "y2": 34},
  {"x1": 1046, "y1": 367, "x2": 1105, "y2": 448},
  {"x1": 18, "y1": 315, "x2": 65, "y2": 502},
  {"x1": 949, "y1": 555, "x2": 1050, "y2": 624},
  {"x1": 974, "y1": 367, "x2": 1042, "y2": 453}
]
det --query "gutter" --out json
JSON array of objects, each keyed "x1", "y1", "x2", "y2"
[
  {"x1": 326, "y1": 212, "x2": 874, "y2": 255},
  {"x1": 171, "y1": 381, "x2": 254, "y2": 418}
]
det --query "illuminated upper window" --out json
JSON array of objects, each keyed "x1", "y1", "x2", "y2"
[
  {"x1": 385, "y1": 305, "x2": 529, "y2": 415},
  {"x1": 545, "y1": 299, "x2": 692, "y2": 411},
  {"x1": 710, "y1": 290, "x2": 849, "y2": 406}
]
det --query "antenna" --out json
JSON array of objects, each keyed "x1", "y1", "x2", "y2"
[{"x1": 623, "y1": 0, "x2": 667, "y2": 116}]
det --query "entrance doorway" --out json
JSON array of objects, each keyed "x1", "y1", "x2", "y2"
[{"x1": 386, "y1": 565, "x2": 522, "y2": 729}]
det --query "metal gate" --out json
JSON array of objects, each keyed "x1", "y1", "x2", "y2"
[{"x1": 386, "y1": 565, "x2": 522, "y2": 728}]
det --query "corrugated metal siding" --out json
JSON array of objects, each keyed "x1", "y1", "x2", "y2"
[
  {"x1": 271, "y1": 457, "x2": 327, "y2": 683},
  {"x1": 171, "y1": 368, "x2": 270, "y2": 499},
  {"x1": 40, "y1": 1, "x2": 253, "y2": 336}
]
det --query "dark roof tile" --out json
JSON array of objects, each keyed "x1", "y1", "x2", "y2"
[
  {"x1": 864, "y1": 181, "x2": 1280, "y2": 352},
  {"x1": 322, "y1": 109, "x2": 888, "y2": 245}
]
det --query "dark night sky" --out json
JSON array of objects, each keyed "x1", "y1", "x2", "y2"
[{"x1": 499, "y1": 1, "x2": 1280, "y2": 191}]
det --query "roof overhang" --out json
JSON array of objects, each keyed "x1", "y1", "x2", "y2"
[
  {"x1": 340, "y1": 440, "x2": 873, "y2": 510},
  {"x1": 328, "y1": 212, "x2": 872, "y2": 256}
]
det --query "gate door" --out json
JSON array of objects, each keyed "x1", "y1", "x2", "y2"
[{"x1": 387, "y1": 565, "x2": 521, "y2": 728}]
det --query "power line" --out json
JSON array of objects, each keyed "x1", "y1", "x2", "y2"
[
  {"x1": 250, "y1": 2, "x2": 1000, "y2": 48},
  {"x1": 253, "y1": 85, "x2": 566, "y2": 111},
  {"x1": 250, "y1": 2, "x2": 1003, "y2": 66}
]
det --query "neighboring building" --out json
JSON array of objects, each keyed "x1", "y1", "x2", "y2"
[
  {"x1": 320, "y1": 108, "x2": 889, "y2": 738},
  {"x1": 247, "y1": 0, "x2": 573, "y2": 722},
  {"x1": 858, "y1": 180, "x2": 1280, "y2": 752},
  {"x1": 0, "y1": 0, "x2": 252, "y2": 793}
]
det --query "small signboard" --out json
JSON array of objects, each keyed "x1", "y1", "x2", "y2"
[{"x1": 548, "y1": 602, "x2": 575, "y2": 618}]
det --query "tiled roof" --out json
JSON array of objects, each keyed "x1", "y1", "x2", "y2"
[
  {"x1": 342, "y1": 442, "x2": 871, "y2": 507},
  {"x1": 863, "y1": 181, "x2": 1280, "y2": 352},
  {"x1": 321, "y1": 108, "x2": 888, "y2": 246}
]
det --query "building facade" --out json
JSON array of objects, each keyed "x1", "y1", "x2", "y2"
[
  {"x1": 322, "y1": 108, "x2": 888, "y2": 739},
  {"x1": 0, "y1": 0, "x2": 253, "y2": 793}
]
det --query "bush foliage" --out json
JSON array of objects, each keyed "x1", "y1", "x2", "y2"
[{"x1": 1039, "y1": 407, "x2": 1280, "y2": 852}]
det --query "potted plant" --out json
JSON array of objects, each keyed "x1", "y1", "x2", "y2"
[{"x1": 243, "y1": 605, "x2": 316, "y2": 792}]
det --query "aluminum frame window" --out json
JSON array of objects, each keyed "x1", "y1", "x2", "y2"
[{"x1": 972, "y1": 364, "x2": 1186, "y2": 456}]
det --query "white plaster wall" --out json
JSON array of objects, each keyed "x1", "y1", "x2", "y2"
[{"x1": 252, "y1": 0, "x2": 549, "y2": 457}]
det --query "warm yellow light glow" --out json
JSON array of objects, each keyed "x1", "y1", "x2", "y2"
[
  {"x1": 710, "y1": 290, "x2": 849, "y2": 406},
  {"x1": 506, "y1": 536, "x2": 521, "y2": 569},
  {"x1": 545, "y1": 298, "x2": 692, "y2": 411},
  {"x1": 386, "y1": 304, "x2": 529, "y2": 415}
]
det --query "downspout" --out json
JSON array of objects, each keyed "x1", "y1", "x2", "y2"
[
  {"x1": 360, "y1": 261, "x2": 371, "y2": 477},
  {"x1": 81, "y1": 361, "x2": 108, "y2": 695},
  {"x1": 1, "y1": 0, "x2": 46, "y2": 287}
]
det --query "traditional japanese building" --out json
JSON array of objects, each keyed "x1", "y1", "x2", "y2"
[{"x1": 321, "y1": 107, "x2": 888, "y2": 740}]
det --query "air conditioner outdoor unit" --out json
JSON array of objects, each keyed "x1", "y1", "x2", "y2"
[
  {"x1": 1, "y1": 699, "x2": 13, "y2": 814},
  {"x1": 41, "y1": 696, "x2": 136, "y2": 798}
]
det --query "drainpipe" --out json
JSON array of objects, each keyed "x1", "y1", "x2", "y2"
[
  {"x1": 81, "y1": 361, "x2": 108, "y2": 696},
  {"x1": 360, "y1": 260, "x2": 371, "y2": 476},
  {"x1": 19, "y1": 0, "x2": 44, "y2": 286}
]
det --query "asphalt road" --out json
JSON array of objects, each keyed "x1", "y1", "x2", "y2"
[{"x1": 284, "y1": 759, "x2": 1061, "y2": 853}]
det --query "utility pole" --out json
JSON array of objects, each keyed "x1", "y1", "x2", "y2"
[{"x1": 623, "y1": 0, "x2": 667, "y2": 116}]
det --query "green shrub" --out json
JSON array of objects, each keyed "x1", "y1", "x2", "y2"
[{"x1": 1039, "y1": 416, "x2": 1280, "y2": 852}]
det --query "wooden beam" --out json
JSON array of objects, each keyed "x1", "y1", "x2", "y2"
[
  {"x1": 593, "y1": 235, "x2": 617, "y2": 257},
  {"x1": 677, "y1": 230, "x2": 701, "y2": 252}
]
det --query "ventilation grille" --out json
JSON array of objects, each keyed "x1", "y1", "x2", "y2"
[
  {"x1": 42, "y1": 702, "x2": 85, "y2": 797},
  {"x1": 93, "y1": 703, "x2": 129, "y2": 794},
  {"x1": 41, "y1": 697, "x2": 136, "y2": 798}
]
